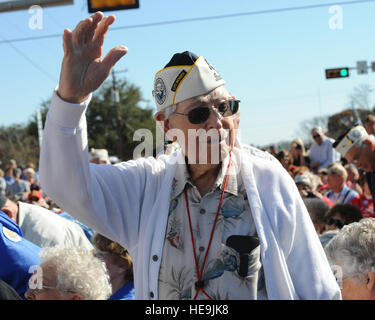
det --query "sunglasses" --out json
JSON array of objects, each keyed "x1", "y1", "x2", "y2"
[
  {"x1": 173, "y1": 99, "x2": 240, "y2": 124},
  {"x1": 325, "y1": 218, "x2": 344, "y2": 229},
  {"x1": 313, "y1": 134, "x2": 321, "y2": 139}
]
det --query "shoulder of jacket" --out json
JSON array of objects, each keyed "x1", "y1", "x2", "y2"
[{"x1": 240, "y1": 144, "x2": 277, "y2": 162}]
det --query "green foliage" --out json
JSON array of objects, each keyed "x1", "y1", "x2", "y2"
[
  {"x1": 0, "y1": 77, "x2": 156, "y2": 169},
  {"x1": 86, "y1": 78, "x2": 156, "y2": 161},
  {"x1": 0, "y1": 124, "x2": 39, "y2": 168}
]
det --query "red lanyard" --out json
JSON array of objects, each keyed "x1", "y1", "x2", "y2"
[{"x1": 184, "y1": 152, "x2": 232, "y2": 300}]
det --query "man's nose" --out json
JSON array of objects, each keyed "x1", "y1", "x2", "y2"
[{"x1": 205, "y1": 107, "x2": 223, "y2": 130}]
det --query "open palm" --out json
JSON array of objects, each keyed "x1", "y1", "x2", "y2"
[{"x1": 58, "y1": 12, "x2": 128, "y2": 103}]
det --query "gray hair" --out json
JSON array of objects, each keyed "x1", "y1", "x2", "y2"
[
  {"x1": 311, "y1": 126, "x2": 324, "y2": 134},
  {"x1": 39, "y1": 246, "x2": 112, "y2": 300},
  {"x1": 325, "y1": 218, "x2": 375, "y2": 284},
  {"x1": 163, "y1": 104, "x2": 177, "y2": 119}
]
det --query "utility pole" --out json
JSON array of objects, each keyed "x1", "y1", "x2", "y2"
[
  {"x1": 111, "y1": 69, "x2": 127, "y2": 160},
  {"x1": 36, "y1": 107, "x2": 43, "y2": 149}
]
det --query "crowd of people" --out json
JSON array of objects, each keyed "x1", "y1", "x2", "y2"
[
  {"x1": 0, "y1": 151, "x2": 135, "y2": 300},
  {"x1": 3, "y1": 123, "x2": 375, "y2": 301},
  {"x1": 2, "y1": 12, "x2": 375, "y2": 301}
]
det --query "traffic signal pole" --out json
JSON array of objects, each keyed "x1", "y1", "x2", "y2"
[{"x1": 325, "y1": 60, "x2": 375, "y2": 79}]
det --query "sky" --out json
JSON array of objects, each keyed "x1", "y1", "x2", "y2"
[{"x1": 1, "y1": 0, "x2": 375, "y2": 148}]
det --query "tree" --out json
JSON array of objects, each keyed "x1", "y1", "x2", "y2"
[
  {"x1": 12, "y1": 77, "x2": 156, "y2": 169},
  {"x1": 294, "y1": 115, "x2": 329, "y2": 142},
  {"x1": 326, "y1": 108, "x2": 372, "y2": 139},
  {"x1": 0, "y1": 124, "x2": 39, "y2": 168},
  {"x1": 86, "y1": 78, "x2": 156, "y2": 161},
  {"x1": 348, "y1": 83, "x2": 374, "y2": 110}
]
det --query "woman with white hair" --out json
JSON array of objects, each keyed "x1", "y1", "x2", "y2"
[
  {"x1": 25, "y1": 246, "x2": 112, "y2": 300},
  {"x1": 325, "y1": 218, "x2": 375, "y2": 300}
]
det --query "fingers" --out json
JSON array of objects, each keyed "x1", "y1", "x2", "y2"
[
  {"x1": 83, "y1": 12, "x2": 104, "y2": 44},
  {"x1": 93, "y1": 15, "x2": 116, "y2": 47},
  {"x1": 102, "y1": 45, "x2": 128, "y2": 72},
  {"x1": 62, "y1": 29, "x2": 73, "y2": 55},
  {"x1": 71, "y1": 12, "x2": 104, "y2": 46}
]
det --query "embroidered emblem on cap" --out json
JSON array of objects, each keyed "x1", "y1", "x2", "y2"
[
  {"x1": 3, "y1": 226, "x2": 21, "y2": 242},
  {"x1": 204, "y1": 58, "x2": 222, "y2": 81},
  {"x1": 154, "y1": 78, "x2": 167, "y2": 105},
  {"x1": 171, "y1": 70, "x2": 188, "y2": 92}
]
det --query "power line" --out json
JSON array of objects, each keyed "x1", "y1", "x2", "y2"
[
  {"x1": 1, "y1": 0, "x2": 374, "y2": 44},
  {"x1": 0, "y1": 31, "x2": 57, "y2": 82}
]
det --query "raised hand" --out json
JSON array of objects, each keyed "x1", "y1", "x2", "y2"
[{"x1": 57, "y1": 12, "x2": 128, "y2": 103}]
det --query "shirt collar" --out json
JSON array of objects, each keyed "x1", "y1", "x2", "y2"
[{"x1": 170, "y1": 152, "x2": 239, "y2": 200}]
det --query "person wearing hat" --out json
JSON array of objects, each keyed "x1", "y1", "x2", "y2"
[
  {"x1": 333, "y1": 125, "x2": 375, "y2": 215},
  {"x1": 90, "y1": 148, "x2": 110, "y2": 164},
  {"x1": 294, "y1": 171, "x2": 334, "y2": 207},
  {"x1": 38, "y1": 12, "x2": 340, "y2": 300}
]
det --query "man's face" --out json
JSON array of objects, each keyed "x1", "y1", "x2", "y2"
[
  {"x1": 165, "y1": 86, "x2": 238, "y2": 164},
  {"x1": 345, "y1": 142, "x2": 375, "y2": 172},
  {"x1": 311, "y1": 130, "x2": 323, "y2": 146},
  {"x1": 25, "y1": 262, "x2": 80, "y2": 300},
  {"x1": 327, "y1": 173, "x2": 344, "y2": 191}
]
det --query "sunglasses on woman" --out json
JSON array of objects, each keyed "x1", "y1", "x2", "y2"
[
  {"x1": 325, "y1": 218, "x2": 344, "y2": 229},
  {"x1": 173, "y1": 99, "x2": 240, "y2": 124}
]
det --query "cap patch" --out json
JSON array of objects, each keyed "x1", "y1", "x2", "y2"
[
  {"x1": 154, "y1": 77, "x2": 167, "y2": 105},
  {"x1": 171, "y1": 70, "x2": 188, "y2": 92}
]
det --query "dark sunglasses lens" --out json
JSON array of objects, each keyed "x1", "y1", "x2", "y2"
[
  {"x1": 188, "y1": 107, "x2": 210, "y2": 124},
  {"x1": 216, "y1": 100, "x2": 239, "y2": 117},
  {"x1": 326, "y1": 218, "x2": 344, "y2": 228}
]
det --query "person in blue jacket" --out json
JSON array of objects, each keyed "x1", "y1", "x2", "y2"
[{"x1": 0, "y1": 195, "x2": 40, "y2": 298}]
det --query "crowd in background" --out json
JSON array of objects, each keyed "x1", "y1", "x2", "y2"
[
  {"x1": 1, "y1": 118, "x2": 375, "y2": 300},
  {"x1": 0, "y1": 149, "x2": 134, "y2": 300}
]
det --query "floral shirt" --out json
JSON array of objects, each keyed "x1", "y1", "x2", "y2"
[{"x1": 158, "y1": 153, "x2": 267, "y2": 300}]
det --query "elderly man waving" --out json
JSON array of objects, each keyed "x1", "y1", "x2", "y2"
[{"x1": 39, "y1": 12, "x2": 340, "y2": 300}]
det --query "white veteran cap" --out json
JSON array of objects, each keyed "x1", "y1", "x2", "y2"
[
  {"x1": 152, "y1": 51, "x2": 225, "y2": 111},
  {"x1": 333, "y1": 125, "x2": 369, "y2": 157}
]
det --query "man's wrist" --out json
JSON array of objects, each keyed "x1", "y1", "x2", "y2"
[{"x1": 56, "y1": 89, "x2": 89, "y2": 104}]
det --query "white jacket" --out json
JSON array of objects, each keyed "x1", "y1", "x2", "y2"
[{"x1": 39, "y1": 91, "x2": 341, "y2": 300}]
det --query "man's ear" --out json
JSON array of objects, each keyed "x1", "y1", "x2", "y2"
[
  {"x1": 366, "y1": 271, "x2": 375, "y2": 292},
  {"x1": 154, "y1": 111, "x2": 171, "y2": 134}
]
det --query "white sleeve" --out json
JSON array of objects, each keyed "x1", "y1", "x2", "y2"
[{"x1": 38, "y1": 90, "x2": 152, "y2": 251}]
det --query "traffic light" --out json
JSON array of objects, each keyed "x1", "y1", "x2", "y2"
[
  {"x1": 88, "y1": 0, "x2": 139, "y2": 13},
  {"x1": 325, "y1": 67, "x2": 349, "y2": 79}
]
